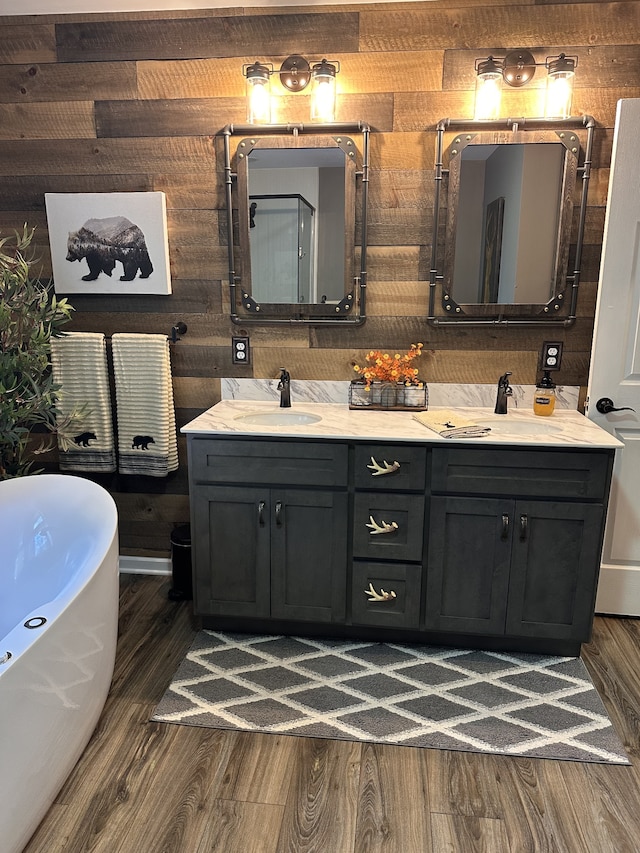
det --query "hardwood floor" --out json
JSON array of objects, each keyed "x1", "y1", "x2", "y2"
[{"x1": 23, "y1": 575, "x2": 640, "y2": 852}]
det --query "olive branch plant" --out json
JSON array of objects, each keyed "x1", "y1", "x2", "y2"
[{"x1": 0, "y1": 226, "x2": 85, "y2": 479}]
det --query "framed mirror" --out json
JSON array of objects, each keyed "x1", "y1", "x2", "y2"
[
  {"x1": 222, "y1": 122, "x2": 370, "y2": 324},
  {"x1": 428, "y1": 116, "x2": 595, "y2": 325}
]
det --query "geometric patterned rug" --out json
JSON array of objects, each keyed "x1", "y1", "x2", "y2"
[{"x1": 152, "y1": 630, "x2": 629, "y2": 764}]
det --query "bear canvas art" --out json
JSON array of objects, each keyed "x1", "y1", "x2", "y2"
[
  {"x1": 67, "y1": 216, "x2": 154, "y2": 282},
  {"x1": 45, "y1": 192, "x2": 171, "y2": 295}
]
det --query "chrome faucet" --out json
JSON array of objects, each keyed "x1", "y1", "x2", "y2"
[
  {"x1": 277, "y1": 368, "x2": 291, "y2": 408},
  {"x1": 494, "y1": 372, "x2": 513, "y2": 414}
]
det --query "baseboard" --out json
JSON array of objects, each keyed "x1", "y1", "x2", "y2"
[
  {"x1": 119, "y1": 555, "x2": 172, "y2": 576},
  {"x1": 596, "y1": 564, "x2": 640, "y2": 617}
]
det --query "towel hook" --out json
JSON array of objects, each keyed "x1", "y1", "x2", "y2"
[{"x1": 170, "y1": 322, "x2": 187, "y2": 344}]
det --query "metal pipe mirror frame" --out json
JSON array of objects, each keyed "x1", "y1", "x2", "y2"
[
  {"x1": 428, "y1": 115, "x2": 595, "y2": 327},
  {"x1": 222, "y1": 121, "x2": 370, "y2": 326}
]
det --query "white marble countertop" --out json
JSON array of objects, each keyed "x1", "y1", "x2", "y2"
[{"x1": 182, "y1": 400, "x2": 622, "y2": 449}]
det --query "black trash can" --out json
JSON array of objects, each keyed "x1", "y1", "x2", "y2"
[{"x1": 168, "y1": 524, "x2": 193, "y2": 601}]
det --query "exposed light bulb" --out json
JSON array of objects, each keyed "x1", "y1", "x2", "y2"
[
  {"x1": 474, "y1": 57, "x2": 503, "y2": 121},
  {"x1": 245, "y1": 62, "x2": 271, "y2": 124},
  {"x1": 249, "y1": 83, "x2": 270, "y2": 124},
  {"x1": 545, "y1": 54, "x2": 575, "y2": 119},
  {"x1": 310, "y1": 59, "x2": 337, "y2": 122},
  {"x1": 312, "y1": 80, "x2": 335, "y2": 122}
]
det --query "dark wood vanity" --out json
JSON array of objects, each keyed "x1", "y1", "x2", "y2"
[{"x1": 186, "y1": 417, "x2": 615, "y2": 656}]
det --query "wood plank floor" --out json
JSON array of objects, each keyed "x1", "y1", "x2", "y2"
[{"x1": 23, "y1": 574, "x2": 640, "y2": 853}]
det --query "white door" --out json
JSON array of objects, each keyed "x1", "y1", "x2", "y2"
[{"x1": 587, "y1": 98, "x2": 640, "y2": 616}]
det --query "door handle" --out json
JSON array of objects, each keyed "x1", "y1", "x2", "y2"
[
  {"x1": 595, "y1": 397, "x2": 636, "y2": 415},
  {"x1": 258, "y1": 500, "x2": 265, "y2": 526},
  {"x1": 365, "y1": 515, "x2": 399, "y2": 535},
  {"x1": 520, "y1": 514, "x2": 528, "y2": 541},
  {"x1": 367, "y1": 456, "x2": 401, "y2": 477},
  {"x1": 275, "y1": 501, "x2": 283, "y2": 526},
  {"x1": 501, "y1": 514, "x2": 510, "y2": 540}
]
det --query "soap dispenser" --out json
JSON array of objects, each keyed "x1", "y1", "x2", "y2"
[{"x1": 533, "y1": 370, "x2": 556, "y2": 417}]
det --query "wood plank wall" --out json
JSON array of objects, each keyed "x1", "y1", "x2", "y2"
[{"x1": 0, "y1": 0, "x2": 637, "y2": 556}]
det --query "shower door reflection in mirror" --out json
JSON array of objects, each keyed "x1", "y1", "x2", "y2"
[{"x1": 249, "y1": 194, "x2": 315, "y2": 303}]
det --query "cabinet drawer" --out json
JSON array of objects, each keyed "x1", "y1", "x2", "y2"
[
  {"x1": 431, "y1": 447, "x2": 611, "y2": 500},
  {"x1": 353, "y1": 493, "x2": 425, "y2": 562},
  {"x1": 351, "y1": 562, "x2": 421, "y2": 630},
  {"x1": 189, "y1": 438, "x2": 348, "y2": 487},
  {"x1": 354, "y1": 444, "x2": 427, "y2": 491}
]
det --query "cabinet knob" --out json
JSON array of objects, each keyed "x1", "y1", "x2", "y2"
[
  {"x1": 275, "y1": 501, "x2": 283, "y2": 526},
  {"x1": 364, "y1": 582, "x2": 397, "y2": 603},
  {"x1": 258, "y1": 500, "x2": 265, "y2": 526},
  {"x1": 367, "y1": 456, "x2": 400, "y2": 476},
  {"x1": 366, "y1": 515, "x2": 399, "y2": 535}
]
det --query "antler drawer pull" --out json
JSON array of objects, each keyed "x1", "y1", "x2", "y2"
[
  {"x1": 365, "y1": 582, "x2": 397, "y2": 602},
  {"x1": 366, "y1": 515, "x2": 399, "y2": 535},
  {"x1": 367, "y1": 456, "x2": 400, "y2": 476}
]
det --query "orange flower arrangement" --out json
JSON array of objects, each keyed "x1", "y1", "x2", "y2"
[{"x1": 353, "y1": 343, "x2": 424, "y2": 388}]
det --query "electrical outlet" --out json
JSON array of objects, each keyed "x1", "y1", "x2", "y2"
[
  {"x1": 541, "y1": 341, "x2": 563, "y2": 371},
  {"x1": 232, "y1": 336, "x2": 250, "y2": 365}
]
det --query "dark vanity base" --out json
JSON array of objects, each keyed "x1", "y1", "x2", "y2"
[
  {"x1": 201, "y1": 615, "x2": 583, "y2": 658},
  {"x1": 190, "y1": 435, "x2": 613, "y2": 664}
]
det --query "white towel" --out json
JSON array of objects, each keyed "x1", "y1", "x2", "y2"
[
  {"x1": 413, "y1": 410, "x2": 491, "y2": 439},
  {"x1": 50, "y1": 332, "x2": 116, "y2": 472},
  {"x1": 112, "y1": 333, "x2": 178, "y2": 477}
]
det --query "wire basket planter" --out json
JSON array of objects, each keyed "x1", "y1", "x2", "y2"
[{"x1": 349, "y1": 380, "x2": 428, "y2": 411}]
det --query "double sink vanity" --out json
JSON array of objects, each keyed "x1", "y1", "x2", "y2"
[
  {"x1": 183, "y1": 398, "x2": 621, "y2": 656},
  {"x1": 202, "y1": 113, "x2": 610, "y2": 656}
]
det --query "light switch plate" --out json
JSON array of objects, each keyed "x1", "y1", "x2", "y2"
[
  {"x1": 232, "y1": 336, "x2": 250, "y2": 365},
  {"x1": 541, "y1": 341, "x2": 563, "y2": 371}
]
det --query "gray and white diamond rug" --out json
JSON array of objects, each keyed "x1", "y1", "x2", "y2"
[{"x1": 151, "y1": 630, "x2": 629, "y2": 764}]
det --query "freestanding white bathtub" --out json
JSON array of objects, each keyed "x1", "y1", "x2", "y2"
[{"x1": 0, "y1": 474, "x2": 119, "y2": 853}]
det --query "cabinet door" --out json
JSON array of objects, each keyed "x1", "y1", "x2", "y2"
[
  {"x1": 425, "y1": 496, "x2": 512, "y2": 635},
  {"x1": 271, "y1": 489, "x2": 348, "y2": 623},
  {"x1": 192, "y1": 485, "x2": 270, "y2": 618},
  {"x1": 506, "y1": 501, "x2": 605, "y2": 641}
]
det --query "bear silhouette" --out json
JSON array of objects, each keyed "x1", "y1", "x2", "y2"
[
  {"x1": 66, "y1": 216, "x2": 154, "y2": 282},
  {"x1": 73, "y1": 431, "x2": 97, "y2": 447},
  {"x1": 132, "y1": 435, "x2": 155, "y2": 450},
  {"x1": 73, "y1": 252, "x2": 116, "y2": 282}
]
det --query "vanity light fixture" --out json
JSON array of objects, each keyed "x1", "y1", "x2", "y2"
[
  {"x1": 244, "y1": 61, "x2": 272, "y2": 124},
  {"x1": 474, "y1": 56, "x2": 504, "y2": 120},
  {"x1": 473, "y1": 49, "x2": 577, "y2": 120},
  {"x1": 545, "y1": 53, "x2": 577, "y2": 119},
  {"x1": 309, "y1": 58, "x2": 338, "y2": 122},
  {"x1": 244, "y1": 55, "x2": 340, "y2": 123}
]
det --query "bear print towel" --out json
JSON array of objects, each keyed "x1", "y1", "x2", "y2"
[
  {"x1": 413, "y1": 410, "x2": 491, "y2": 439},
  {"x1": 50, "y1": 332, "x2": 117, "y2": 472},
  {"x1": 111, "y1": 333, "x2": 178, "y2": 477}
]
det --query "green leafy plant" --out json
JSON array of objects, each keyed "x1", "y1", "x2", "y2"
[{"x1": 0, "y1": 226, "x2": 78, "y2": 478}]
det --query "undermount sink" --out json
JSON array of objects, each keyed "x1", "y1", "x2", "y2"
[
  {"x1": 479, "y1": 416, "x2": 562, "y2": 436},
  {"x1": 234, "y1": 411, "x2": 322, "y2": 426}
]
